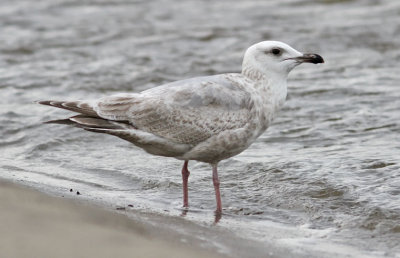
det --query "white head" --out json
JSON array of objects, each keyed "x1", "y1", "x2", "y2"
[{"x1": 242, "y1": 41, "x2": 324, "y2": 80}]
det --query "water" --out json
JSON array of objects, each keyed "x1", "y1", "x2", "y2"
[{"x1": 1, "y1": 0, "x2": 399, "y2": 257}]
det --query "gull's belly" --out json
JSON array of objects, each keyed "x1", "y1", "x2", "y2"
[{"x1": 180, "y1": 122, "x2": 264, "y2": 163}]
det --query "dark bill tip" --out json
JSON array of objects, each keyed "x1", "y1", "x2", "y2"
[{"x1": 299, "y1": 53, "x2": 324, "y2": 64}]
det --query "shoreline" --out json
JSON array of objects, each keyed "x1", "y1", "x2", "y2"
[{"x1": 0, "y1": 180, "x2": 226, "y2": 258}]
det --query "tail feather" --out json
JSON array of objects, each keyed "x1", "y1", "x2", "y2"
[
  {"x1": 37, "y1": 100, "x2": 99, "y2": 117},
  {"x1": 44, "y1": 114, "x2": 135, "y2": 130},
  {"x1": 70, "y1": 115, "x2": 134, "y2": 130}
]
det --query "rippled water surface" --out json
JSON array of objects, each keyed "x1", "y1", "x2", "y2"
[{"x1": 1, "y1": 0, "x2": 399, "y2": 257}]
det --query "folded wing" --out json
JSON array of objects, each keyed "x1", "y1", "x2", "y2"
[{"x1": 93, "y1": 74, "x2": 254, "y2": 145}]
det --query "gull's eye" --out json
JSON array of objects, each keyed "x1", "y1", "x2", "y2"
[{"x1": 271, "y1": 48, "x2": 281, "y2": 56}]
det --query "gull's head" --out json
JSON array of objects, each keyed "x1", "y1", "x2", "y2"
[{"x1": 242, "y1": 41, "x2": 324, "y2": 79}]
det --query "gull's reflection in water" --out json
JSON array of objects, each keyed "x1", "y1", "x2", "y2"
[
  {"x1": 180, "y1": 208, "x2": 222, "y2": 224},
  {"x1": 214, "y1": 211, "x2": 222, "y2": 224}
]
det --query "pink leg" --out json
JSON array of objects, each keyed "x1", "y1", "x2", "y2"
[
  {"x1": 212, "y1": 164, "x2": 222, "y2": 213},
  {"x1": 181, "y1": 161, "x2": 190, "y2": 208}
]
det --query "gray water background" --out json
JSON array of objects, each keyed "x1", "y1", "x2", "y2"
[{"x1": 1, "y1": 0, "x2": 399, "y2": 257}]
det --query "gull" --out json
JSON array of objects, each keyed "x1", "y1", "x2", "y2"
[{"x1": 38, "y1": 41, "x2": 324, "y2": 215}]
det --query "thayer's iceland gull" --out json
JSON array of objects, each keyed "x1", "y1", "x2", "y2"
[{"x1": 38, "y1": 41, "x2": 324, "y2": 216}]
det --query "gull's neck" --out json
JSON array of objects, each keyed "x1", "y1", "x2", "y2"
[
  {"x1": 241, "y1": 65, "x2": 267, "y2": 82},
  {"x1": 241, "y1": 62, "x2": 288, "y2": 110}
]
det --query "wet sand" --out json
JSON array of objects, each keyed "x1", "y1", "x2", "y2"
[{"x1": 0, "y1": 180, "x2": 225, "y2": 258}]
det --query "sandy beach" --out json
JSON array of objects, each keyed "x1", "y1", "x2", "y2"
[{"x1": 0, "y1": 180, "x2": 225, "y2": 258}]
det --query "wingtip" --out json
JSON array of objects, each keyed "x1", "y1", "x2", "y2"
[
  {"x1": 36, "y1": 100, "x2": 51, "y2": 105},
  {"x1": 83, "y1": 127, "x2": 105, "y2": 133},
  {"x1": 37, "y1": 100, "x2": 60, "y2": 106},
  {"x1": 83, "y1": 127, "x2": 126, "y2": 135},
  {"x1": 37, "y1": 100, "x2": 66, "y2": 109},
  {"x1": 43, "y1": 118, "x2": 75, "y2": 125}
]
